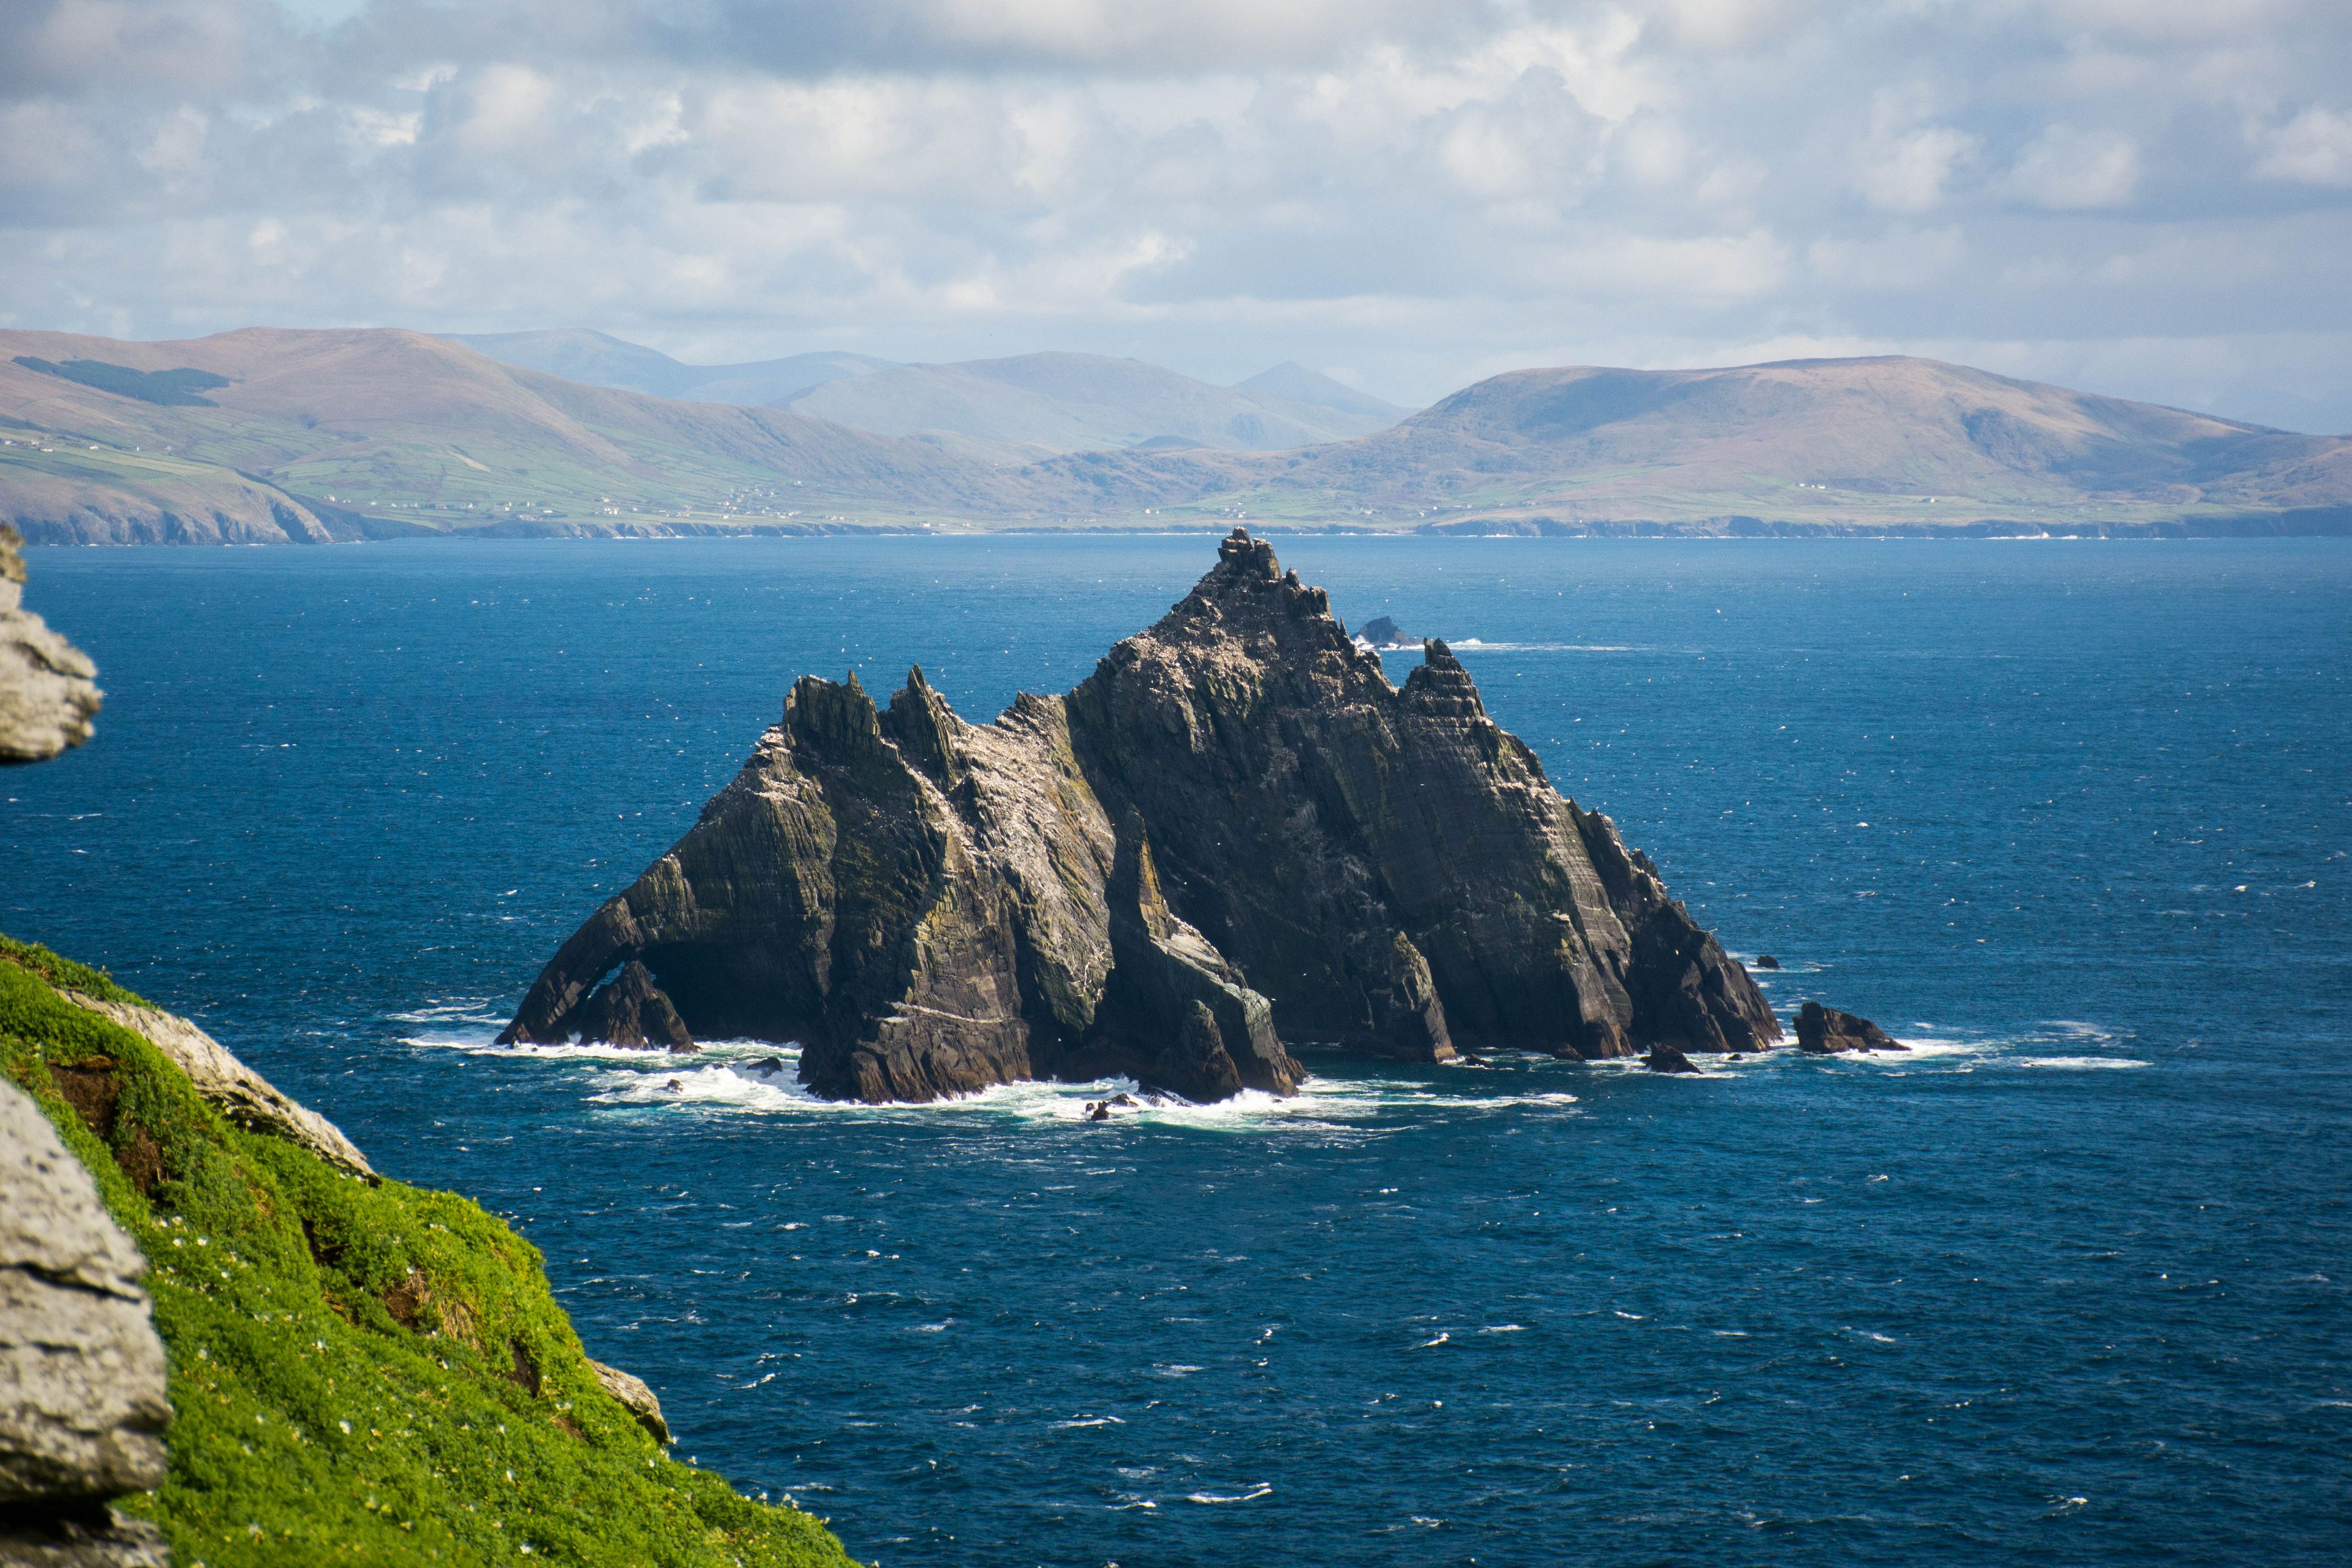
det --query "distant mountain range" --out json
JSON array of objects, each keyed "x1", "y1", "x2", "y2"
[
  {"x1": 782, "y1": 352, "x2": 1407, "y2": 459},
  {"x1": 443, "y1": 329, "x2": 894, "y2": 407},
  {"x1": 446, "y1": 328, "x2": 1411, "y2": 457},
  {"x1": 2, "y1": 327, "x2": 2345, "y2": 544}
]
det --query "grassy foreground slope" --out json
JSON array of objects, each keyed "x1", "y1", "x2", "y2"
[{"x1": 0, "y1": 936, "x2": 856, "y2": 1568}]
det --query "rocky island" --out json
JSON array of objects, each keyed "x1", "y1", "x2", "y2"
[{"x1": 503, "y1": 531, "x2": 1778, "y2": 1097}]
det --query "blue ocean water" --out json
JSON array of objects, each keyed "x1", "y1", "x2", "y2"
[{"x1": 5, "y1": 535, "x2": 2348, "y2": 1567}]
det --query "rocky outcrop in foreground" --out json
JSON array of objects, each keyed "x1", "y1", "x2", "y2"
[
  {"x1": 503, "y1": 530, "x2": 1778, "y2": 1100},
  {"x1": 1, "y1": 525, "x2": 102, "y2": 765},
  {"x1": 589, "y1": 1359, "x2": 671, "y2": 1444},
  {"x1": 1, "y1": 1079, "x2": 170, "y2": 1567},
  {"x1": 59, "y1": 992, "x2": 377, "y2": 1180}
]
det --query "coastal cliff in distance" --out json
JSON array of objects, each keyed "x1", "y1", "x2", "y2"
[{"x1": 502, "y1": 530, "x2": 1777, "y2": 1099}]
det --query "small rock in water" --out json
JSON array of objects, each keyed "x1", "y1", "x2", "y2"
[
  {"x1": 1643, "y1": 1044, "x2": 1702, "y2": 1074},
  {"x1": 753, "y1": 1055, "x2": 786, "y2": 1075},
  {"x1": 1755, "y1": 954, "x2": 1782, "y2": 970},
  {"x1": 1356, "y1": 614, "x2": 1410, "y2": 649},
  {"x1": 572, "y1": 961, "x2": 696, "y2": 1053},
  {"x1": 665, "y1": 1077, "x2": 683, "y2": 1091},
  {"x1": 1086, "y1": 1101, "x2": 1112, "y2": 1121},
  {"x1": 1794, "y1": 1001, "x2": 1907, "y2": 1054}
]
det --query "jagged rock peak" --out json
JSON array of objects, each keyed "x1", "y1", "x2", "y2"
[
  {"x1": 1217, "y1": 525, "x2": 1280, "y2": 576},
  {"x1": 884, "y1": 663, "x2": 965, "y2": 788},
  {"x1": 502, "y1": 530, "x2": 1777, "y2": 1102}
]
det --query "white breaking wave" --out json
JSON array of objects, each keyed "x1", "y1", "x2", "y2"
[
  {"x1": 399, "y1": 1023, "x2": 1598, "y2": 1132},
  {"x1": 396, "y1": 999, "x2": 2149, "y2": 1123}
]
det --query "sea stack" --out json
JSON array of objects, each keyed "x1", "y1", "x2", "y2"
[{"x1": 501, "y1": 530, "x2": 1779, "y2": 1101}]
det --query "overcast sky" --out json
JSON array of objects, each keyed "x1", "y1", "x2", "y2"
[{"x1": 5, "y1": 0, "x2": 2350, "y2": 428}]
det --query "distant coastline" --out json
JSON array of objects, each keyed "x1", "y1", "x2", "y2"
[
  {"x1": 8, "y1": 327, "x2": 2347, "y2": 546},
  {"x1": 21, "y1": 511, "x2": 2352, "y2": 545}
]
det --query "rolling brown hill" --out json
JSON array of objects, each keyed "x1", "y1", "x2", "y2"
[
  {"x1": 1029, "y1": 355, "x2": 2352, "y2": 534},
  {"x1": 0, "y1": 327, "x2": 1045, "y2": 542},
  {"x1": 2, "y1": 330, "x2": 2345, "y2": 541}
]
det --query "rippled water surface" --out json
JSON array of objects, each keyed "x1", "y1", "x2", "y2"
[{"x1": 7, "y1": 536, "x2": 2349, "y2": 1566}]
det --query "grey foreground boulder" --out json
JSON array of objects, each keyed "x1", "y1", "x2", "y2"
[
  {"x1": 0, "y1": 1079, "x2": 171, "y2": 1566},
  {"x1": 0, "y1": 525, "x2": 103, "y2": 766}
]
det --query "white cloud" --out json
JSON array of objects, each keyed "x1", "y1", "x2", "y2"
[
  {"x1": 1648, "y1": 0, "x2": 1805, "y2": 54},
  {"x1": 2008, "y1": 124, "x2": 2141, "y2": 209},
  {"x1": 1523, "y1": 227, "x2": 1790, "y2": 302},
  {"x1": 2254, "y1": 105, "x2": 2352, "y2": 187},
  {"x1": 1808, "y1": 226, "x2": 1967, "y2": 292},
  {"x1": 0, "y1": 0, "x2": 2343, "y2": 425},
  {"x1": 1851, "y1": 96, "x2": 1981, "y2": 214}
]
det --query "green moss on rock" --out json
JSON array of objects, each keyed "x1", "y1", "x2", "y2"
[{"x1": 0, "y1": 938, "x2": 858, "y2": 1568}]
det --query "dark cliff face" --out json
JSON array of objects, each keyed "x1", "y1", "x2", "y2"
[{"x1": 501, "y1": 530, "x2": 1778, "y2": 1100}]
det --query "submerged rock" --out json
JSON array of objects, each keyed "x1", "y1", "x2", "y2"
[
  {"x1": 1794, "y1": 1001, "x2": 1907, "y2": 1054},
  {"x1": 502, "y1": 531, "x2": 1778, "y2": 1102}
]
